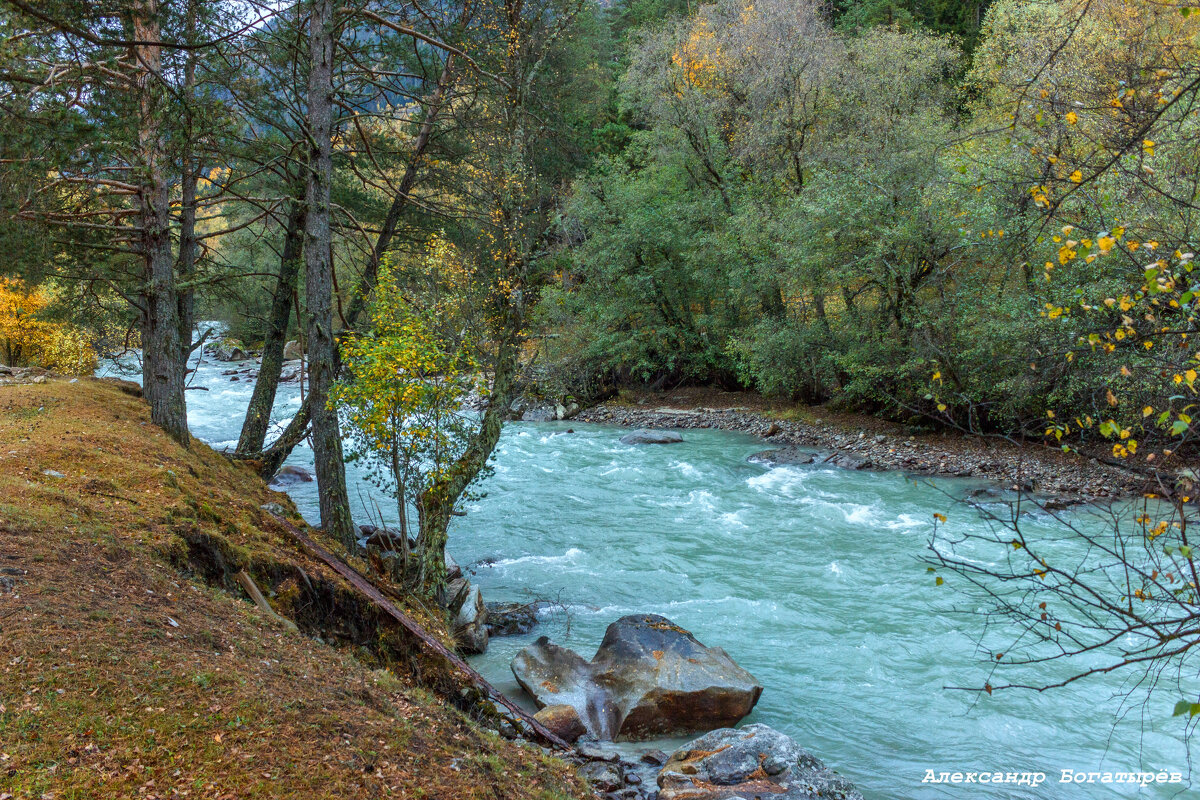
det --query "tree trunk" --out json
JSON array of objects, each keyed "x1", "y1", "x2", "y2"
[
  {"x1": 417, "y1": 329, "x2": 520, "y2": 592},
  {"x1": 133, "y1": 0, "x2": 189, "y2": 447},
  {"x1": 237, "y1": 199, "x2": 305, "y2": 454},
  {"x1": 176, "y1": 0, "x2": 198, "y2": 362},
  {"x1": 251, "y1": 55, "x2": 456, "y2": 478},
  {"x1": 304, "y1": 0, "x2": 354, "y2": 547}
]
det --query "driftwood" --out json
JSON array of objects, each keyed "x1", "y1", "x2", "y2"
[
  {"x1": 267, "y1": 512, "x2": 572, "y2": 751},
  {"x1": 235, "y1": 569, "x2": 299, "y2": 632}
]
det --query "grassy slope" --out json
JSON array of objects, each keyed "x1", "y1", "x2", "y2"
[{"x1": 0, "y1": 378, "x2": 589, "y2": 800}]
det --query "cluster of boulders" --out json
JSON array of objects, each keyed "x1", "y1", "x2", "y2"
[
  {"x1": 206, "y1": 338, "x2": 306, "y2": 385},
  {"x1": 502, "y1": 613, "x2": 864, "y2": 798},
  {"x1": 509, "y1": 396, "x2": 582, "y2": 422},
  {"x1": 513, "y1": 614, "x2": 762, "y2": 743},
  {"x1": 561, "y1": 725, "x2": 864, "y2": 800},
  {"x1": 0, "y1": 364, "x2": 52, "y2": 385}
]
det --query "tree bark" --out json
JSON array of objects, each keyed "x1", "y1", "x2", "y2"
[
  {"x1": 417, "y1": 327, "x2": 520, "y2": 591},
  {"x1": 133, "y1": 0, "x2": 189, "y2": 447},
  {"x1": 304, "y1": 0, "x2": 355, "y2": 547},
  {"x1": 237, "y1": 198, "x2": 305, "y2": 454},
  {"x1": 176, "y1": 0, "x2": 198, "y2": 362},
  {"x1": 250, "y1": 55, "x2": 456, "y2": 478}
]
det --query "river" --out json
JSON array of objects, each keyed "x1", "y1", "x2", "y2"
[{"x1": 101, "y1": 342, "x2": 1190, "y2": 800}]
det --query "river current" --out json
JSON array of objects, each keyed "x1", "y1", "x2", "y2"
[{"x1": 101, "y1": 343, "x2": 1191, "y2": 800}]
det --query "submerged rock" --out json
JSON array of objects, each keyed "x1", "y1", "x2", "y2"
[
  {"x1": 511, "y1": 614, "x2": 761, "y2": 741},
  {"x1": 619, "y1": 430, "x2": 683, "y2": 445},
  {"x1": 486, "y1": 600, "x2": 544, "y2": 637},
  {"x1": 657, "y1": 724, "x2": 864, "y2": 800},
  {"x1": 749, "y1": 446, "x2": 816, "y2": 466}
]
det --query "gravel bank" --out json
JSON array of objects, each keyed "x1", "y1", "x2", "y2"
[{"x1": 576, "y1": 400, "x2": 1153, "y2": 501}]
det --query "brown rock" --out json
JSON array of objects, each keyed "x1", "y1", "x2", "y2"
[{"x1": 533, "y1": 704, "x2": 587, "y2": 744}]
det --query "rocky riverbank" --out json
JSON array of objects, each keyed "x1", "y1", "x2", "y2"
[{"x1": 575, "y1": 389, "x2": 1158, "y2": 501}]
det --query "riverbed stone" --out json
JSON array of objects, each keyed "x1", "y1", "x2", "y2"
[
  {"x1": 208, "y1": 338, "x2": 249, "y2": 362},
  {"x1": 533, "y1": 704, "x2": 588, "y2": 744},
  {"x1": 748, "y1": 446, "x2": 816, "y2": 466},
  {"x1": 282, "y1": 340, "x2": 303, "y2": 360},
  {"x1": 657, "y1": 724, "x2": 864, "y2": 800},
  {"x1": 511, "y1": 614, "x2": 761, "y2": 741},
  {"x1": 486, "y1": 600, "x2": 543, "y2": 636},
  {"x1": 619, "y1": 430, "x2": 683, "y2": 445}
]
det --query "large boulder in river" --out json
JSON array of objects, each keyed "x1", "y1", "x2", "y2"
[
  {"x1": 511, "y1": 614, "x2": 761, "y2": 741},
  {"x1": 658, "y1": 724, "x2": 864, "y2": 800},
  {"x1": 282, "y1": 339, "x2": 303, "y2": 361},
  {"x1": 620, "y1": 429, "x2": 683, "y2": 445}
]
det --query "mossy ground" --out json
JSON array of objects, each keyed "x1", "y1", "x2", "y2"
[{"x1": 0, "y1": 378, "x2": 590, "y2": 800}]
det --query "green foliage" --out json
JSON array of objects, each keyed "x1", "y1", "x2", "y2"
[{"x1": 333, "y1": 244, "x2": 484, "y2": 570}]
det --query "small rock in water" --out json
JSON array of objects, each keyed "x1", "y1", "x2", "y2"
[
  {"x1": 269, "y1": 464, "x2": 314, "y2": 487},
  {"x1": 748, "y1": 446, "x2": 814, "y2": 466},
  {"x1": 641, "y1": 749, "x2": 669, "y2": 766},
  {"x1": 485, "y1": 600, "x2": 544, "y2": 637},
  {"x1": 619, "y1": 430, "x2": 683, "y2": 445}
]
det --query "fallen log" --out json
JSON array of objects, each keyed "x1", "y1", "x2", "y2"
[{"x1": 267, "y1": 512, "x2": 572, "y2": 751}]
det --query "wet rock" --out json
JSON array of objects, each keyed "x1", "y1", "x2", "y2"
[
  {"x1": 282, "y1": 340, "x2": 303, "y2": 361},
  {"x1": 453, "y1": 584, "x2": 488, "y2": 655},
  {"x1": 208, "y1": 338, "x2": 249, "y2": 362},
  {"x1": 521, "y1": 403, "x2": 558, "y2": 422},
  {"x1": 445, "y1": 552, "x2": 462, "y2": 582},
  {"x1": 641, "y1": 749, "x2": 669, "y2": 767},
  {"x1": 361, "y1": 526, "x2": 412, "y2": 553},
  {"x1": 486, "y1": 600, "x2": 544, "y2": 637},
  {"x1": 619, "y1": 430, "x2": 683, "y2": 445},
  {"x1": 581, "y1": 761, "x2": 623, "y2": 792},
  {"x1": 577, "y1": 741, "x2": 622, "y2": 762},
  {"x1": 749, "y1": 446, "x2": 815, "y2": 466},
  {"x1": 269, "y1": 464, "x2": 314, "y2": 487},
  {"x1": 512, "y1": 614, "x2": 761, "y2": 741},
  {"x1": 829, "y1": 452, "x2": 870, "y2": 470},
  {"x1": 534, "y1": 704, "x2": 587, "y2": 744},
  {"x1": 657, "y1": 724, "x2": 864, "y2": 800}
]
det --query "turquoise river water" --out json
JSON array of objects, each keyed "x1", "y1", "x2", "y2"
[{"x1": 101, "y1": 344, "x2": 1193, "y2": 800}]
